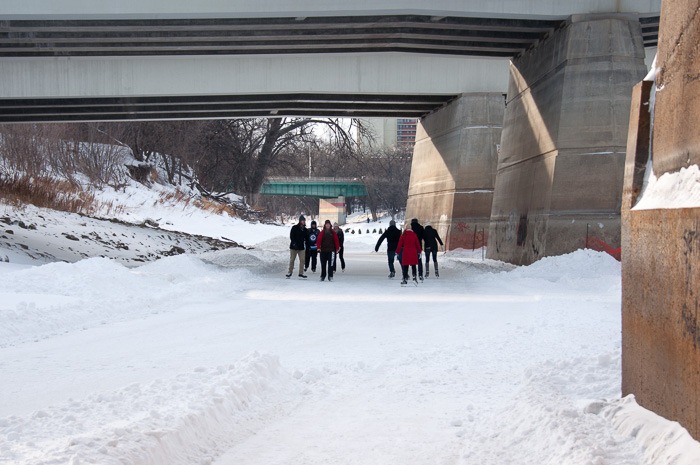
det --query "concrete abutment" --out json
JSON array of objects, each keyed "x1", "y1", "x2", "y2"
[
  {"x1": 487, "y1": 14, "x2": 648, "y2": 264},
  {"x1": 405, "y1": 93, "x2": 504, "y2": 250}
]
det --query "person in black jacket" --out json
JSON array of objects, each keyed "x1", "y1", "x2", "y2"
[
  {"x1": 423, "y1": 223, "x2": 444, "y2": 278},
  {"x1": 332, "y1": 222, "x2": 345, "y2": 273},
  {"x1": 410, "y1": 218, "x2": 425, "y2": 280},
  {"x1": 305, "y1": 220, "x2": 320, "y2": 273},
  {"x1": 375, "y1": 220, "x2": 402, "y2": 278},
  {"x1": 286, "y1": 215, "x2": 308, "y2": 279}
]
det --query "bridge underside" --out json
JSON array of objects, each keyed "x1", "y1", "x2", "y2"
[
  {"x1": 0, "y1": 93, "x2": 458, "y2": 123},
  {"x1": 0, "y1": 12, "x2": 658, "y2": 123},
  {"x1": 0, "y1": 15, "x2": 568, "y2": 58}
]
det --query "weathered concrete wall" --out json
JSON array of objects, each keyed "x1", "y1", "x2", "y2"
[
  {"x1": 319, "y1": 196, "x2": 346, "y2": 225},
  {"x1": 405, "y1": 93, "x2": 504, "y2": 249},
  {"x1": 622, "y1": 0, "x2": 700, "y2": 441},
  {"x1": 487, "y1": 14, "x2": 647, "y2": 264}
]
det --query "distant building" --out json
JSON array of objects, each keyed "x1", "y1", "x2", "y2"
[
  {"x1": 396, "y1": 118, "x2": 418, "y2": 146},
  {"x1": 357, "y1": 117, "x2": 418, "y2": 149}
]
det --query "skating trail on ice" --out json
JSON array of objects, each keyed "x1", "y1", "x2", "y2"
[{"x1": 1, "y1": 238, "x2": 699, "y2": 464}]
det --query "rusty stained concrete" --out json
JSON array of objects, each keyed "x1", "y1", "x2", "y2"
[{"x1": 622, "y1": 0, "x2": 700, "y2": 441}]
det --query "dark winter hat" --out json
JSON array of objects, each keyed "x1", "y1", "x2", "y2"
[
  {"x1": 324, "y1": 219, "x2": 332, "y2": 226},
  {"x1": 299, "y1": 215, "x2": 306, "y2": 222},
  {"x1": 311, "y1": 220, "x2": 317, "y2": 226},
  {"x1": 389, "y1": 220, "x2": 396, "y2": 226},
  {"x1": 411, "y1": 218, "x2": 418, "y2": 223}
]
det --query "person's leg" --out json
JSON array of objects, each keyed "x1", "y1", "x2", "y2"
[
  {"x1": 298, "y1": 250, "x2": 306, "y2": 275},
  {"x1": 287, "y1": 249, "x2": 296, "y2": 275},
  {"x1": 311, "y1": 250, "x2": 317, "y2": 272},
  {"x1": 387, "y1": 251, "x2": 396, "y2": 276},
  {"x1": 304, "y1": 250, "x2": 310, "y2": 271},
  {"x1": 401, "y1": 265, "x2": 408, "y2": 282},
  {"x1": 424, "y1": 248, "x2": 430, "y2": 276},
  {"x1": 339, "y1": 247, "x2": 345, "y2": 270},
  {"x1": 411, "y1": 264, "x2": 417, "y2": 281},
  {"x1": 329, "y1": 252, "x2": 335, "y2": 279},
  {"x1": 431, "y1": 249, "x2": 439, "y2": 276},
  {"x1": 417, "y1": 256, "x2": 423, "y2": 278},
  {"x1": 320, "y1": 252, "x2": 328, "y2": 280}
]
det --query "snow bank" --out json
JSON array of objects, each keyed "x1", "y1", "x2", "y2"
[
  {"x1": 198, "y1": 247, "x2": 283, "y2": 270},
  {"x1": 633, "y1": 164, "x2": 700, "y2": 210},
  {"x1": 0, "y1": 255, "x2": 251, "y2": 348},
  {"x1": 463, "y1": 352, "x2": 644, "y2": 464},
  {"x1": 600, "y1": 396, "x2": 700, "y2": 465},
  {"x1": 464, "y1": 344, "x2": 700, "y2": 465},
  {"x1": 507, "y1": 249, "x2": 621, "y2": 280},
  {"x1": 93, "y1": 184, "x2": 286, "y2": 247},
  {"x1": 0, "y1": 353, "x2": 298, "y2": 465}
]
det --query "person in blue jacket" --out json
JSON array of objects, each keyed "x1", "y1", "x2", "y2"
[{"x1": 305, "y1": 220, "x2": 320, "y2": 273}]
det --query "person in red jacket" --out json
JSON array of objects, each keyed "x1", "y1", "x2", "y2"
[
  {"x1": 316, "y1": 219, "x2": 340, "y2": 282},
  {"x1": 395, "y1": 223, "x2": 422, "y2": 285}
]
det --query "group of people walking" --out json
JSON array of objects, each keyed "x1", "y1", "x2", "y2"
[
  {"x1": 287, "y1": 215, "x2": 345, "y2": 282},
  {"x1": 375, "y1": 218, "x2": 443, "y2": 285},
  {"x1": 288, "y1": 215, "x2": 442, "y2": 285}
]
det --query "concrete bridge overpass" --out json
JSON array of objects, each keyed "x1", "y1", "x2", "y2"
[{"x1": 0, "y1": 1, "x2": 659, "y2": 122}]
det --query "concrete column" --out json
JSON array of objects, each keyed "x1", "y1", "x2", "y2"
[
  {"x1": 487, "y1": 14, "x2": 648, "y2": 264},
  {"x1": 405, "y1": 93, "x2": 504, "y2": 250},
  {"x1": 622, "y1": 0, "x2": 700, "y2": 441},
  {"x1": 319, "y1": 196, "x2": 346, "y2": 225}
]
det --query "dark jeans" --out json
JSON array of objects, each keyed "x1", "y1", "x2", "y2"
[
  {"x1": 425, "y1": 248, "x2": 438, "y2": 268},
  {"x1": 402, "y1": 264, "x2": 417, "y2": 280},
  {"x1": 332, "y1": 246, "x2": 345, "y2": 272},
  {"x1": 417, "y1": 253, "x2": 423, "y2": 277},
  {"x1": 387, "y1": 250, "x2": 397, "y2": 273},
  {"x1": 304, "y1": 249, "x2": 318, "y2": 271},
  {"x1": 320, "y1": 251, "x2": 336, "y2": 279}
]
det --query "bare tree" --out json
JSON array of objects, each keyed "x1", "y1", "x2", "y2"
[{"x1": 195, "y1": 117, "x2": 368, "y2": 200}]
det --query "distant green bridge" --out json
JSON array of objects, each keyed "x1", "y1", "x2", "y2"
[{"x1": 259, "y1": 177, "x2": 368, "y2": 198}]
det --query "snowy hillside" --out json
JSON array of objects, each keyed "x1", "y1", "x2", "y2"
[{"x1": 1, "y1": 177, "x2": 700, "y2": 464}]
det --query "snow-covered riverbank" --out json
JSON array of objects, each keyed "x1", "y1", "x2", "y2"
[{"x1": 2, "y1": 214, "x2": 699, "y2": 464}]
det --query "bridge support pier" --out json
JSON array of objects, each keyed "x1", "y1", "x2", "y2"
[
  {"x1": 405, "y1": 93, "x2": 504, "y2": 250},
  {"x1": 622, "y1": 1, "x2": 700, "y2": 441},
  {"x1": 487, "y1": 14, "x2": 647, "y2": 265},
  {"x1": 319, "y1": 196, "x2": 346, "y2": 226}
]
